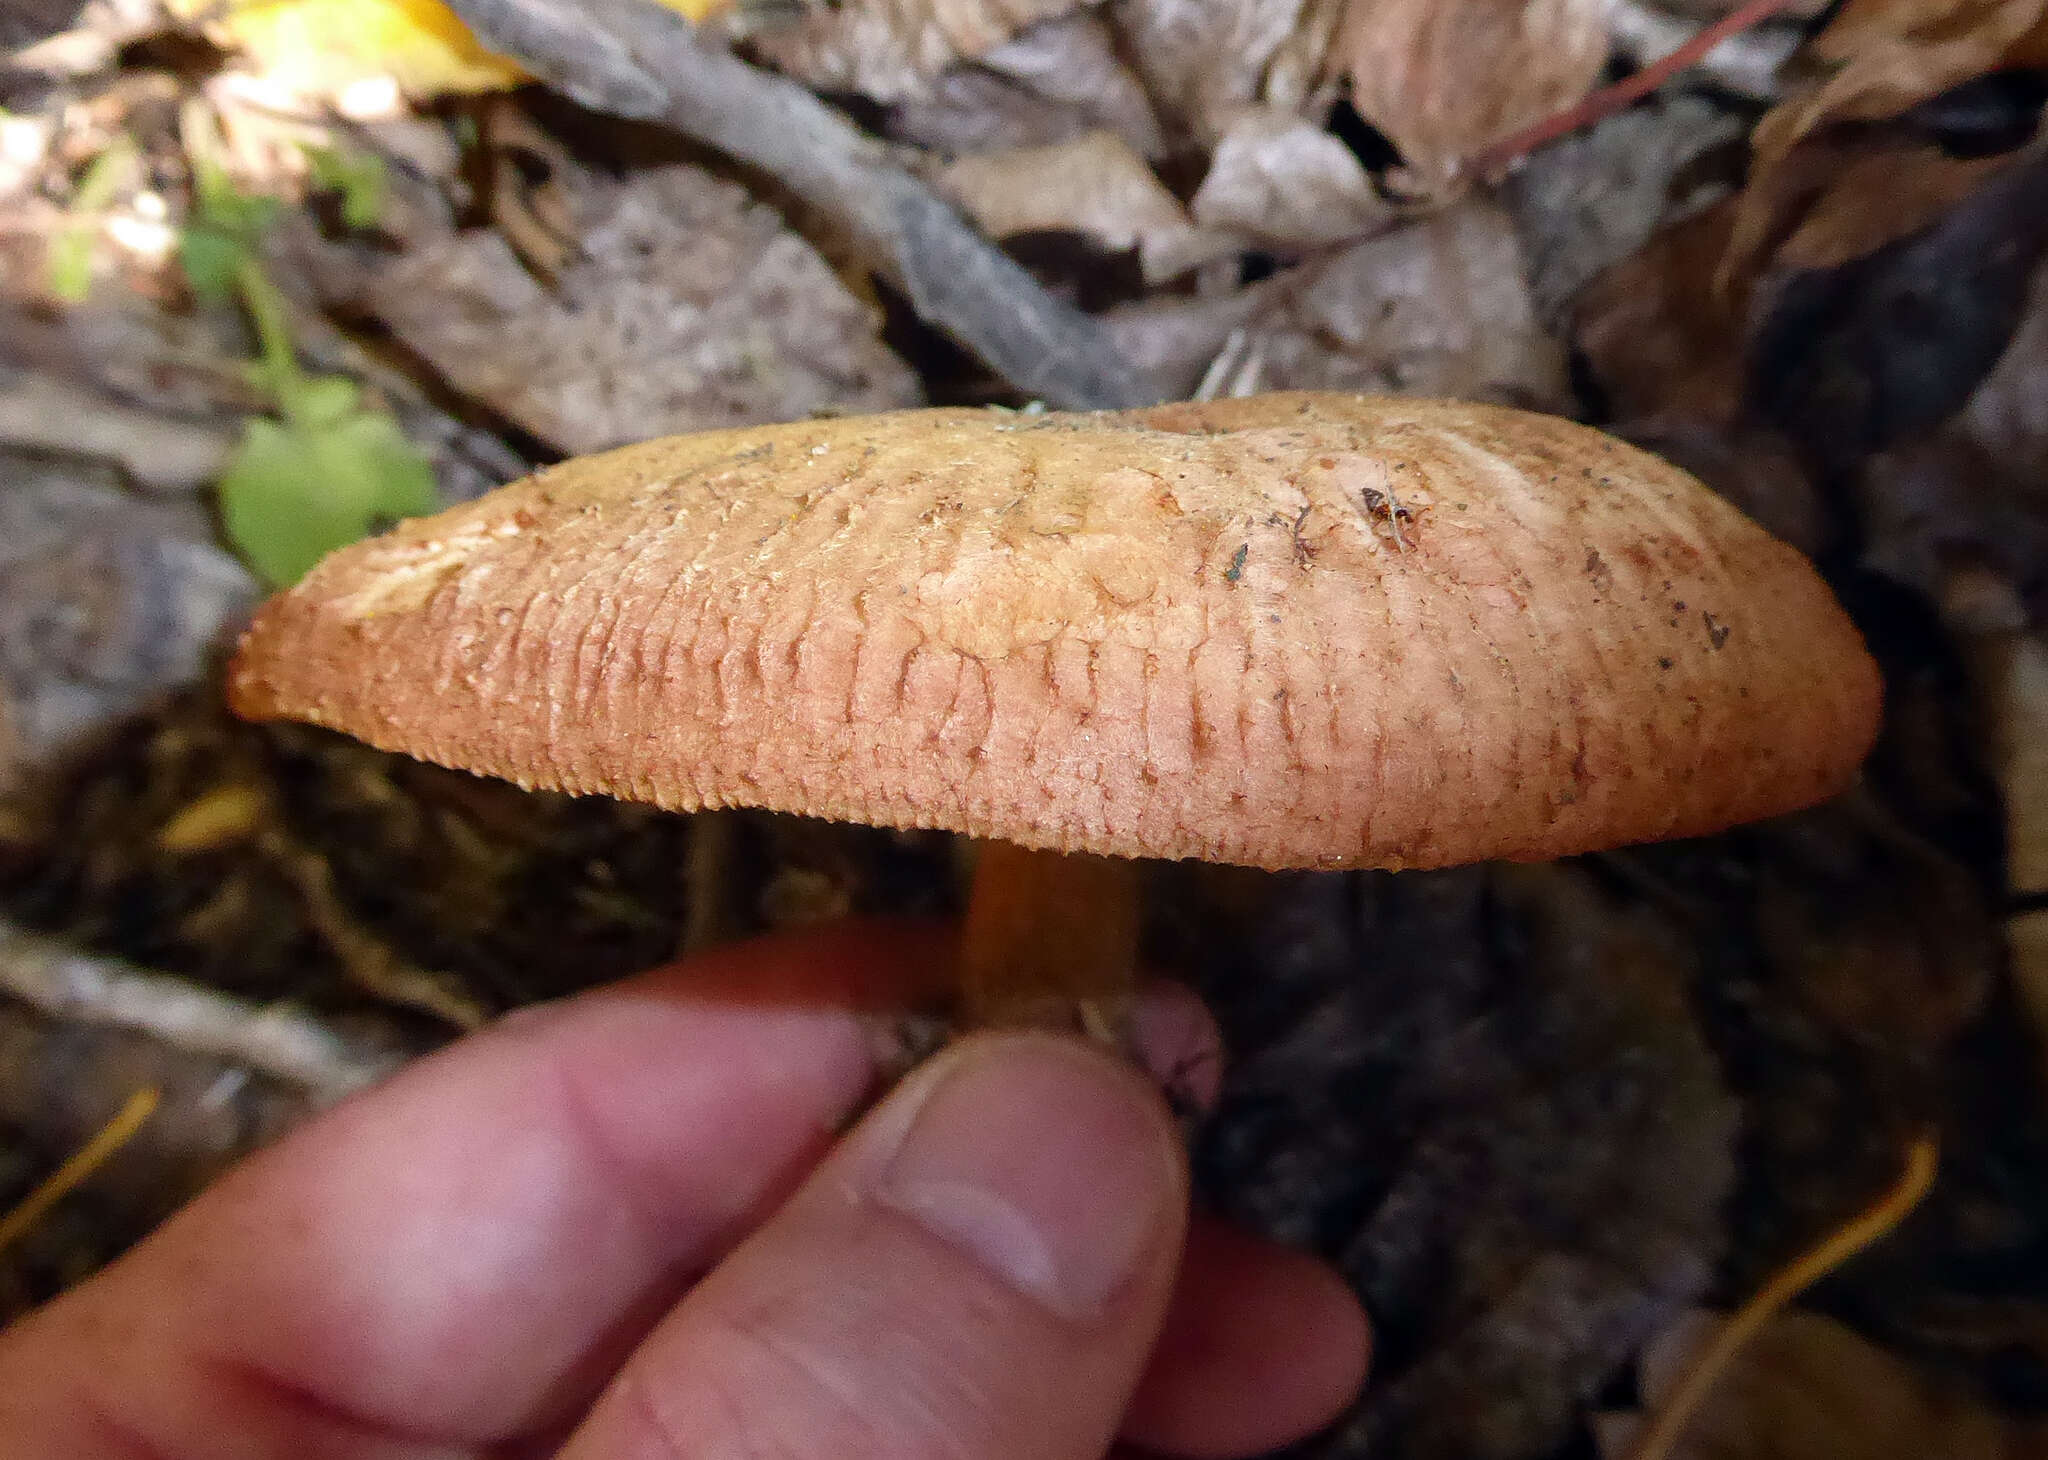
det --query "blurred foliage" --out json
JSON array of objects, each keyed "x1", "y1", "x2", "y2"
[
  {"x1": 180, "y1": 158, "x2": 435, "y2": 585},
  {"x1": 45, "y1": 137, "x2": 136, "y2": 304},
  {"x1": 302, "y1": 144, "x2": 389, "y2": 232}
]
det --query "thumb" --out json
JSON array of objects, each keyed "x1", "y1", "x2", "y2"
[{"x1": 560, "y1": 1031, "x2": 1188, "y2": 1459}]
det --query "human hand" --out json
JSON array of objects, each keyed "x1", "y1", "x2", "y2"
[{"x1": 0, "y1": 924, "x2": 1369, "y2": 1458}]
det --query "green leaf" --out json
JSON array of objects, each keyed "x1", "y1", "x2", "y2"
[
  {"x1": 190, "y1": 156, "x2": 280, "y2": 244},
  {"x1": 218, "y1": 404, "x2": 437, "y2": 586},
  {"x1": 71, "y1": 136, "x2": 135, "y2": 213},
  {"x1": 286, "y1": 374, "x2": 362, "y2": 429},
  {"x1": 46, "y1": 136, "x2": 138, "y2": 303},
  {"x1": 46, "y1": 226, "x2": 95, "y2": 303},
  {"x1": 178, "y1": 225, "x2": 245, "y2": 303},
  {"x1": 302, "y1": 144, "x2": 388, "y2": 231}
]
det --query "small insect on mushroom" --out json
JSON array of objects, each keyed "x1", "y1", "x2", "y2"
[
  {"x1": 1358, "y1": 484, "x2": 1412, "y2": 551},
  {"x1": 229, "y1": 393, "x2": 1882, "y2": 1033}
]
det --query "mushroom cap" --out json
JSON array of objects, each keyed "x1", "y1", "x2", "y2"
[{"x1": 230, "y1": 393, "x2": 1881, "y2": 871}]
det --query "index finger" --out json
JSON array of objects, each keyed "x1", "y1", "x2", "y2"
[{"x1": 12, "y1": 923, "x2": 941, "y2": 1448}]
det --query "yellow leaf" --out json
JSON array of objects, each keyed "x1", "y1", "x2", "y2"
[
  {"x1": 155, "y1": 784, "x2": 269, "y2": 853},
  {"x1": 171, "y1": 0, "x2": 525, "y2": 98},
  {"x1": 172, "y1": 0, "x2": 730, "y2": 103},
  {"x1": 660, "y1": 0, "x2": 732, "y2": 22}
]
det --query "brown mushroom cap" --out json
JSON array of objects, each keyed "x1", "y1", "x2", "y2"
[{"x1": 230, "y1": 393, "x2": 1880, "y2": 870}]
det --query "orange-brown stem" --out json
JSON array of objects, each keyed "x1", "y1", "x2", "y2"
[{"x1": 959, "y1": 842, "x2": 1141, "y2": 1030}]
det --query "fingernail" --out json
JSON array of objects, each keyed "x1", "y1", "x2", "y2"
[{"x1": 874, "y1": 1036, "x2": 1182, "y2": 1322}]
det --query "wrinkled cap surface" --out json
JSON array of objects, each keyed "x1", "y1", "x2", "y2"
[{"x1": 230, "y1": 393, "x2": 1882, "y2": 870}]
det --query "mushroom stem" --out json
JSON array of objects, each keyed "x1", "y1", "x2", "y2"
[{"x1": 959, "y1": 842, "x2": 1141, "y2": 1030}]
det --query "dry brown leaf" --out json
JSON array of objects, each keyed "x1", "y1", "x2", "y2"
[
  {"x1": 1770, "y1": 145, "x2": 2005, "y2": 276},
  {"x1": 1717, "y1": 129, "x2": 2010, "y2": 315},
  {"x1": 1747, "y1": 145, "x2": 2048, "y2": 473},
  {"x1": 1858, "y1": 438, "x2": 2012, "y2": 605},
  {"x1": 1599, "y1": 1309, "x2": 2048, "y2": 1459},
  {"x1": 886, "y1": 13, "x2": 1166, "y2": 157},
  {"x1": 1316, "y1": 862, "x2": 1739, "y2": 1460},
  {"x1": 1575, "y1": 133, "x2": 2017, "y2": 432},
  {"x1": 1109, "y1": 0, "x2": 1323, "y2": 140},
  {"x1": 1756, "y1": 806, "x2": 1992, "y2": 1056},
  {"x1": 1333, "y1": 0, "x2": 1615, "y2": 194},
  {"x1": 1190, "y1": 105, "x2": 1394, "y2": 248},
  {"x1": 1730, "y1": 1, "x2": 2048, "y2": 284},
  {"x1": 936, "y1": 131, "x2": 1223, "y2": 281},
  {"x1": 1278, "y1": 201, "x2": 1566, "y2": 403},
  {"x1": 0, "y1": 375, "x2": 232, "y2": 496},
  {"x1": 1109, "y1": 198, "x2": 1567, "y2": 406},
  {"x1": 1503, "y1": 92, "x2": 1742, "y2": 330},
  {"x1": 369, "y1": 162, "x2": 919, "y2": 456},
  {"x1": 1264, "y1": 0, "x2": 1351, "y2": 116},
  {"x1": 1754, "y1": 0, "x2": 2048, "y2": 162},
  {"x1": 747, "y1": 0, "x2": 1080, "y2": 102},
  {"x1": 1574, "y1": 200, "x2": 1746, "y2": 423}
]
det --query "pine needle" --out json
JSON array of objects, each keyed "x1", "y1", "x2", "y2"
[
  {"x1": 1624, "y1": 1130, "x2": 1941, "y2": 1460},
  {"x1": 0, "y1": 1088, "x2": 161, "y2": 1257}
]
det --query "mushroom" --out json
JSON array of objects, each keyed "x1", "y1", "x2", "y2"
[{"x1": 228, "y1": 393, "x2": 1881, "y2": 1027}]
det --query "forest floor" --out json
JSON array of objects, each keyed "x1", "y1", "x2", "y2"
[{"x1": 5, "y1": 1, "x2": 2048, "y2": 1456}]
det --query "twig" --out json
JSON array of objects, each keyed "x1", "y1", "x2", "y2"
[
  {"x1": 442, "y1": 0, "x2": 1156, "y2": 410},
  {"x1": 0, "y1": 920, "x2": 403, "y2": 1100},
  {"x1": 0, "y1": 1088, "x2": 159, "y2": 1257},
  {"x1": 260, "y1": 834, "x2": 490, "y2": 1031},
  {"x1": 1469, "y1": 0, "x2": 1812, "y2": 179},
  {"x1": 1623, "y1": 1131, "x2": 1941, "y2": 1460},
  {"x1": 1609, "y1": 0, "x2": 1800, "y2": 102}
]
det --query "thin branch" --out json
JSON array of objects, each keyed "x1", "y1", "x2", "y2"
[
  {"x1": 259, "y1": 833, "x2": 490, "y2": 1031},
  {"x1": 443, "y1": 0, "x2": 1158, "y2": 411},
  {"x1": 0, "y1": 921, "x2": 405, "y2": 1101},
  {"x1": 1470, "y1": 0, "x2": 1812, "y2": 179},
  {"x1": 1610, "y1": 0, "x2": 1800, "y2": 102}
]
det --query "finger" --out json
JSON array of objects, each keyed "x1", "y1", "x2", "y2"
[
  {"x1": 1125, "y1": 1215, "x2": 1371, "y2": 1457},
  {"x1": 561, "y1": 1031, "x2": 1188, "y2": 1460},
  {"x1": 1129, "y1": 979, "x2": 1226, "y2": 1112},
  {"x1": 4, "y1": 925, "x2": 950, "y2": 1451}
]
